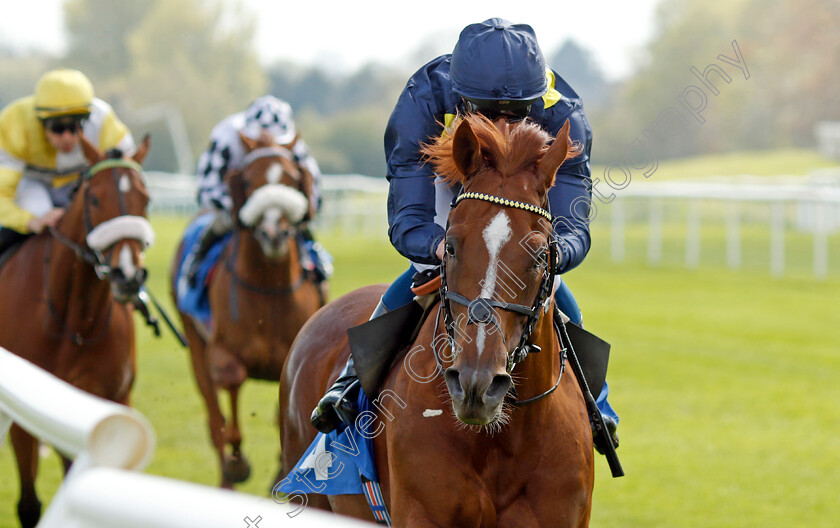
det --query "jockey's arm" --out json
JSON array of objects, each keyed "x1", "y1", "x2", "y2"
[
  {"x1": 95, "y1": 105, "x2": 136, "y2": 156},
  {"x1": 0, "y1": 105, "x2": 34, "y2": 232},
  {"x1": 195, "y1": 134, "x2": 234, "y2": 212},
  {"x1": 291, "y1": 139, "x2": 322, "y2": 213},
  {"x1": 548, "y1": 106, "x2": 593, "y2": 274},
  {"x1": 384, "y1": 72, "x2": 448, "y2": 265},
  {"x1": 0, "y1": 166, "x2": 34, "y2": 233}
]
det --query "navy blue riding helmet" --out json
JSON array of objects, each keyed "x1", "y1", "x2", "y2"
[{"x1": 451, "y1": 18, "x2": 548, "y2": 120}]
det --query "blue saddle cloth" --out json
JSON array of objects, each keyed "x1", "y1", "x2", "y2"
[
  {"x1": 174, "y1": 213, "x2": 231, "y2": 328},
  {"x1": 277, "y1": 390, "x2": 379, "y2": 496}
]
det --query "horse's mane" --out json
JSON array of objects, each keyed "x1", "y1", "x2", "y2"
[{"x1": 421, "y1": 114, "x2": 561, "y2": 186}]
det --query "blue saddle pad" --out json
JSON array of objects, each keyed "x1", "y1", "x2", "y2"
[
  {"x1": 174, "y1": 213, "x2": 231, "y2": 328},
  {"x1": 277, "y1": 390, "x2": 379, "y2": 496}
]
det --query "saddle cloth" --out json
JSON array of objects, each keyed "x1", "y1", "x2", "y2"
[
  {"x1": 173, "y1": 213, "x2": 230, "y2": 328},
  {"x1": 277, "y1": 390, "x2": 379, "y2": 496}
]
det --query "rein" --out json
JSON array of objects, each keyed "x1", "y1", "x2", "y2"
[{"x1": 439, "y1": 190, "x2": 563, "y2": 405}]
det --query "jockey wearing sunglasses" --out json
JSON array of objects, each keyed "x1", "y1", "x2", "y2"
[
  {"x1": 312, "y1": 18, "x2": 619, "y2": 453},
  {"x1": 0, "y1": 68, "x2": 134, "y2": 252}
]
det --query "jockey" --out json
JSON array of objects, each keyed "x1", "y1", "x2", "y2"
[
  {"x1": 185, "y1": 95, "x2": 332, "y2": 285},
  {"x1": 311, "y1": 18, "x2": 619, "y2": 452},
  {"x1": 0, "y1": 68, "x2": 135, "y2": 255}
]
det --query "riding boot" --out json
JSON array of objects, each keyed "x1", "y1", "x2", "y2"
[
  {"x1": 299, "y1": 226, "x2": 333, "y2": 282},
  {"x1": 310, "y1": 297, "x2": 390, "y2": 433},
  {"x1": 593, "y1": 415, "x2": 619, "y2": 454},
  {"x1": 186, "y1": 218, "x2": 230, "y2": 288},
  {"x1": 0, "y1": 227, "x2": 28, "y2": 260}
]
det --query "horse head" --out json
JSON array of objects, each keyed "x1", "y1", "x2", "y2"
[
  {"x1": 230, "y1": 131, "x2": 310, "y2": 259},
  {"x1": 74, "y1": 134, "x2": 153, "y2": 303},
  {"x1": 422, "y1": 115, "x2": 577, "y2": 428}
]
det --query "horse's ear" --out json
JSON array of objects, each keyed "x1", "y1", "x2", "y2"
[
  {"x1": 537, "y1": 120, "x2": 574, "y2": 187},
  {"x1": 80, "y1": 133, "x2": 104, "y2": 165},
  {"x1": 452, "y1": 119, "x2": 483, "y2": 180},
  {"x1": 132, "y1": 134, "x2": 151, "y2": 165},
  {"x1": 239, "y1": 131, "x2": 258, "y2": 152}
]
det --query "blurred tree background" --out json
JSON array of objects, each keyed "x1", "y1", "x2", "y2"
[{"x1": 0, "y1": 0, "x2": 838, "y2": 174}]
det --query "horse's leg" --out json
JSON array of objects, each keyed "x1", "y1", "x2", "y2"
[
  {"x1": 10, "y1": 425, "x2": 41, "y2": 528},
  {"x1": 182, "y1": 320, "x2": 229, "y2": 487},
  {"x1": 207, "y1": 343, "x2": 247, "y2": 488},
  {"x1": 222, "y1": 384, "x2": 251, "y2": 484}
]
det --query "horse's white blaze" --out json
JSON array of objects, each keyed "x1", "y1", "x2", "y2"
[
  {"x1": 266, "y1": 162, "x2": 282, "y2": 185},
  {"x1": 118, "y1": 244, "x2": 137, "y2": 279},
  {"x1": 119, "y1": 174, "x2": 131, "y2": 193},
  {"x1": 260, "y1": 208, "x2": 282, "y2": 236},
  {"x1": 476, "y1": 212, "x2": 511, "y2": 357}
]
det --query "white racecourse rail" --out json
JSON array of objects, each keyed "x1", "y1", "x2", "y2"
[
  {"x1": 145, "y1": 171, "x2": 840, "y2": 277},
  {"x1": 0, "y1": 347, "x2": 373, "y2": 527},
  {"x1": 607, "y1": 178, "x2": 840, "y2": 278}
]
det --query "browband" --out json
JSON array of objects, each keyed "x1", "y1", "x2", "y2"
[{"x1": 454, "y1": 191, "x2": 552, "y2": 221}]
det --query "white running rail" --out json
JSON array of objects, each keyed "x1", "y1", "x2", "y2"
[{"x1": 0, "y1": 347, "x2": 373, "y2": 527}]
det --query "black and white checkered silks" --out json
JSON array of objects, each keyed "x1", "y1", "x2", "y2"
[{"x1": 196, "y1": 96, "x2": 321, "y2": 212}]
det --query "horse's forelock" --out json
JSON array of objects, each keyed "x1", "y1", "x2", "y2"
[{"x1": 421, "y1": 114, "x2": 551, "y2": 187}]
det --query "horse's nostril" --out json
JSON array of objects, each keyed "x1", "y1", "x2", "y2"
[
  {"x1": 444, "y1": 368, "x2": 464, "y2": 400},
  {"x1": 484, "y1": 374, "x2": 512, "y2": 406}
]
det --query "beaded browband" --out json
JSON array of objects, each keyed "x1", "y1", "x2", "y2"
[{"x1": 454, "y1": 191, "x2": 552, "y2": 221}]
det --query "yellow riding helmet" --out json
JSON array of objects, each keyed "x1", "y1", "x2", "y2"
[{"x1": 33, "y1": 69, "x2": 94, "y2": 119}]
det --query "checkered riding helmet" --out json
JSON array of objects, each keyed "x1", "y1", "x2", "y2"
[{"x1": 243, "y1": 95, "x2": 296, "y2": 145}]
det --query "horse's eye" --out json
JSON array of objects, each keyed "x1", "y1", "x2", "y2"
[
  {"x1": 445, "y1": 242, "x2": 456, "y2": 258},
  {"x1": 531, "y1": 250, "x2": 549, "y2": 271},
  {"x1": 89, "y1": 195, "x2": 100, "y2": 208}
]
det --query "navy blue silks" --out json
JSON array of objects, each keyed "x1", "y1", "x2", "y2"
[{"x1": 384, "y1": 53, "x2": 594, "y2": 272}]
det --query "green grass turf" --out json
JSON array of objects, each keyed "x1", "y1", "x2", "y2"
[
  {"x1": 592, "y1": 148, "x2": 838, "y2": 182},
  {"x1": 2, "y1": 213, "x2": 839, "y2": 527}
]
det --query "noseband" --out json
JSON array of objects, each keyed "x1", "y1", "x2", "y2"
[{"x1": 440, "y1": 192, "x2": 559, "y2": 374}]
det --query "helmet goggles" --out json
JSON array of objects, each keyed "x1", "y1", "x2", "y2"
[
  {"x1": 42, "y1": 114, "x2": 88, "y2": 135},
  {"x1": 463, "y1": 97, "x2": 535, "y2": 123}
]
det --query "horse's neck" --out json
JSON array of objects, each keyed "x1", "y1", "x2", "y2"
[
  {"x1": 233, "y1": 231, "x2": 302, "y2": 287},
  {"x1": 46, "y1": 214, "x2": 112, "y2": 323}
]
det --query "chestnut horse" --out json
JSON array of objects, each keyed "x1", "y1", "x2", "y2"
[
  {"x1": 279, "y1": 115, "x2": 594, "y2": 526},
  {"x1": 171, "y1": 133, "x2": 323, "y2": 488},
  {"x1": 0, "y1": 136, "x2": 152, "y2": 528}
]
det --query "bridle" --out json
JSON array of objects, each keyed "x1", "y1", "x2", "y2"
[
  {"x1": 43, "y1": 158, "x2": 153, "y2": 344},
  {"x1": 48, "y1": 158, "x2": 153, "y2": 281},
  {"x1": 226, "y1": 146, "x2": 313, "y2": 295},
  {"x1": 438, "y1": 191, "x2": 565, "y2": 405}
]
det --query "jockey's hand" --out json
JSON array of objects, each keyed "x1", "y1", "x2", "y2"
[
  {"x1": 28, "y1": 208, "x2": 65, "y2": 234},
  {"x1": 435, "y1": 239, "x2": 445, "y2": 261}
]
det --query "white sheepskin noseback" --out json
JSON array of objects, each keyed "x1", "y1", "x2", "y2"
[
  {"x1": 238, "y1": 184, "x2": 308, "y2": 227},
  {"x1": 86, "y1": 216, "x2": 156, "y2": 250}
]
